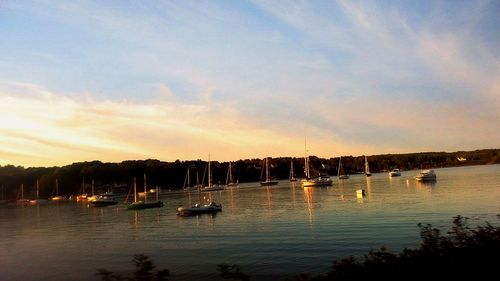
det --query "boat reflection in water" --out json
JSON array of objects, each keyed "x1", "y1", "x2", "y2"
[{"x1": 303, "y1": 186, "x2": 315, "y2": 225}]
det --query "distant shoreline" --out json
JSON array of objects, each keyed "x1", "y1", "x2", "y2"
[{"x1": 0, "y1": 148, "x2": 498, "y2": 199}]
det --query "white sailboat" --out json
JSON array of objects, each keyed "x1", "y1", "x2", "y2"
[
  {"x1": 29, "y1": 179, "x2": 48, "y2": 205},
  {"x1": 338, "y1": 156, "x2": 349, "y2": 179},
  {"x1": 226, "y1": 162, "x2": 237, "y2": 186},
  {"x1": 289, "y1": 160, "x2": 297, "y2": 182},
  {"x1": 127, "y1": 174, "x2": 164, "y2": 210},
  {"x1": 260, "y1": 157, "x2": 279, "y2": 186},
  {"x1": 301, "y1": 150, "x2": 332, "y2": 187},
  {"x1": 364, "y1": 156, "x2": 371, "y2": 177},
  {"x1": 202, "y1": 154, "x2": 225, "y2": 191}
]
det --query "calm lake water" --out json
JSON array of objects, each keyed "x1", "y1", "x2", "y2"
[{"x1": 1, "y1": 164, "x2": 499, "y2": 280}]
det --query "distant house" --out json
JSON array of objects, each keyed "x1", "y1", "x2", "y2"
[{"x1": 457, "y1": 157, "x2": 467, "y2": 162}]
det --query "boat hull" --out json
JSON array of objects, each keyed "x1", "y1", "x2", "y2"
[
  {"x1": 301, "y1": 178, "x2": 332, "y2": 187},
  {"x1": 90, "y1": 200, "x2": 118, "y2": 207},
  {"x1": 177, "y1": 204, "x2": 222, "y2": 216},
  {"x1": 127, "y1": 201, "x2": 164, "y2": 210},
  {"x1": 260, "y1": 181, "x2": 279, "y2": 186}
]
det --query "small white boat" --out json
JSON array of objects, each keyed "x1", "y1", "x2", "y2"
[
  {"x1": 415, "y1": 169, "x2": 437, "y2": 181},
  {"x1": 389, "y1": 169, "x2": 401, "y2": 177},
  {"x1": 177, "y1": 202, "x2": 222, "y2": 216},
  {"x1": 364, "y1": 156, "x2": 371, "y2": 177}
]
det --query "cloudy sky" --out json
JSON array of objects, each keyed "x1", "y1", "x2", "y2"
[{"x1": 0, "y1": 0, "x2": 499, "y2": 167}]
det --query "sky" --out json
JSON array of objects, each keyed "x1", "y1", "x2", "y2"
[{"x1": 0, "y1": 0, "x2": 499, "y2": 167}]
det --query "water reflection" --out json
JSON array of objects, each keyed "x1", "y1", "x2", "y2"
[
  {"x1": 265, "y1": 186, "x2": 272, "y2": 210},
  {"x1": 338, "y1": 180, "x2": 346, "y2": 201},
  {"x1": 290, "y1": 182, "x2": 297, "y2": 208},
  {"x1": 303, "y1": 186, "x2": 314, "y2": 225},
  {"x1": 365, "y1": 177, "x2": 372, "y2": 201}
]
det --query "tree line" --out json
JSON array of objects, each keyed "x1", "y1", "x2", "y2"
[{"x1": 0, "y1": 149, "x2": 498, "y2": 200}]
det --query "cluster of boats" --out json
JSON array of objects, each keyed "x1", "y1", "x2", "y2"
[{"x1": 2, "y1": 152, "x2": 437, "y2": 215}]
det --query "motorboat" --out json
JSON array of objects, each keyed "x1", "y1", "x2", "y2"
[
  {"x1": 389, "y1": 169, "x2": 401, "y2": 177},
  {"x1": 301, "y1": 176, "x2": 333, "y2": 187},
  {"x1": 89, "y1": 195, "x2": 118, "y2": 207},
  {"x1": 177, "y1": 202, "x2": 222, "y2": 216},
  {"x1": 415, "y1": 169, "x2": 437, "y2": 181}
]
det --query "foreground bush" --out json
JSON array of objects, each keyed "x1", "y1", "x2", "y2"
[{"x1": 97, "y1": 216, "x2": 500, "y2": 280}]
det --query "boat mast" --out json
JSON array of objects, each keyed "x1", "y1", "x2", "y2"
[
  {"x1": 133, "y1": 177, "x2": 137, "y2": 203},
  {"x1": 365, "y1": 156, "x2": 370, "y2": 175},
  {"x1": 266, "y1": 157, "x2": 270, "y2": 182},
  {"x1": 304, "y1": 138, "x2": 310, "y2": 179},
  {"x1": 338, "y1": 156, "x2": 342, "y2": 177},
  {"x1": 208, "y1": 153, "x2": 212, "y2": 188},
  {"x1": 290, "y1": 161, "x2": 294, "y2": 180},
  {"x1": 226, "y1": 162, "x2": 233, "y2": 185},
  {"x1": 36, "y1": 179, "x2": 39, "y2": 200},
  {"x1": 91, "y1": 179, "x2": 94, "y2": 196},
  {"x1": 55, "y1": 178, "x2": 58, "y2": 196},
  {"x1": 144, "y1": 173, "x2": 147, "y2": 203}
]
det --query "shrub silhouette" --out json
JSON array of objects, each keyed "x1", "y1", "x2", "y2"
[
  {"x1": 97, "y1": 254, "x2": 169, "y2": 281},
  {"x1": 98, "y1": 216, "x2": 500, "y2": 280}
]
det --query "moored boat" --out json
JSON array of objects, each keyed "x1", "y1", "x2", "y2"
[
  {"x1": 415, "y1": 169, "x2": 436, "y2": 182},
  {"x1": 389, "y1": 169, "x2": 401, "y2": 177},
  {"x1": 301, "y1": 175, "x2": 332, "y2": 187},
  {"x1": 127, "y1": 175, "x2": 163, "y2": 210},
  {"x1": 177, "y1": 202, "x2": 222, "y2": 216},
  {"x1": 89, "y1": 195, "x2": 118, "y2": 207},
  {"x1": 338, "y1": 156, "x2": 349, "y2": 179},
  {"x1": 260, "y1": 157, "x2": 279, "y2": 186}
]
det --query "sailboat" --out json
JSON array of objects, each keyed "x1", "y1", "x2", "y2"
[
  {"x1": 177, "y1": 156, "x2": 222, "y2": 216},
  {"x1": 17, "y1": 184, "x2": 29, "y2": 206},
  {"x1": 76, "y1": 179, "x2": 88, "y2": 201},
  {"x1": 338, "y1": 156, "x2": 349, "y2": 179},
  {"x1": 225, "y1": 162, "x2": 237, "y2": 186},
  {"x1": 202, "y1": 154, "x2": 225, "y2": 192},
  {"x1": 289, "y1": 160, "x2": 298, "y2": 182},
  {"x1": 127, "y1": 174, "x2": 163, "y2": 210},
  {"x1": 50, "y1": 179, "x2": 66, "y2": 201},
  {"x1": 260, "y1": 157, "x2": 279, "y2": 186},
  {"x1": 301, "y1": 154, "x2": 332, "y2": 187},
  {"x1": 183, "y1": 167, "x2": 193, "y2": 191},
  {"x1": 364, "y1": 156, "x2": 372, "y2": 177},
  {"x1": 29, "y1": 179, "x2": 48, "y2": 205}
]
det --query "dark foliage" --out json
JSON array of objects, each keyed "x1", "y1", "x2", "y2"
[
  {"x1": 97, "y1": 216, "x2": 500, "y2": 281},
  {"x1": 96, "y1": 254, "x2": 169, "y2": 281},
  {"x1": 297, "y1": 215, "x2": 500, "y2": 281},
  {"x1": 218, "y1": 264, "x2": 250, "y2": 281}
]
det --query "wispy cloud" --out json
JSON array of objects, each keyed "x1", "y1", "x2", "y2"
[{"x1": 0, "y1": 1, "x2": 498, "y2": 166}]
